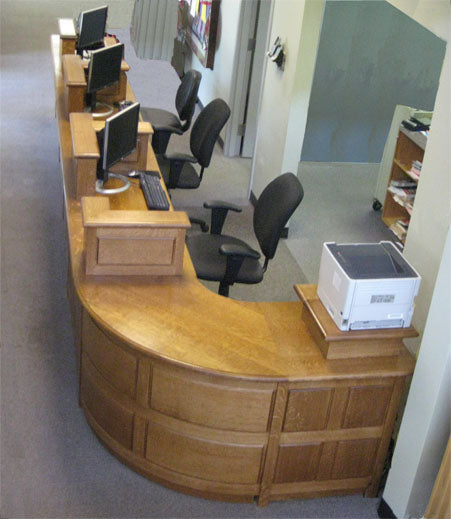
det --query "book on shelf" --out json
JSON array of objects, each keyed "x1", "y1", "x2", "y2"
[
  {"x1": 407, "y1": 160, "x2": 422, "y2": 181},
  {"x1": 393, "y1": 195, "x2": 414, "y2": 214},
  {"x1": 390, "y1": 220, "x2": 409, "y2": 241},
  {"x1": 396, "y1": 217, "x2": 410, "y2": 230},
  {"x1": 388, "y1": 185, "x2": 416, "y2": 199},
  {"x1": 390, "y1": 179, "x2": 417, "y2": 188}
]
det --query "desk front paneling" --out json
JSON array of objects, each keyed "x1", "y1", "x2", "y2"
[
  {"x1": 52, "y1": 33, "x2": 415, "y2": 505},
  {"x1": 78, "y1": 308, "x2": 406, "y2": 503},
  {"x1": 79, "y1": 310, "x2": 272, "y2": 500}
]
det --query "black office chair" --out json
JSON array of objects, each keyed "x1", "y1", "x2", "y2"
[
  {"x1": 157, "y1": 98, "x2": 231, "y2": 191},
  {"x1": 140, "y1": 69, "x2": 202, "y2": 154},
  {"x1": 186, "y1": 173, "x2": 304, "y2": 297}
]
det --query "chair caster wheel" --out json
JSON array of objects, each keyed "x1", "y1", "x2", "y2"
[{"x1": 372, "y1": 199, "x2": 382, "y2": 211}]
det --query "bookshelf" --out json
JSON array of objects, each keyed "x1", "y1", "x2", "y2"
[{"x1": 382, "y1": 126, "x2": 426, "y2": 243}]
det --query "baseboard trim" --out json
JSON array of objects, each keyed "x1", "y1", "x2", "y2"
[
  {"x1": 378, "y1": 498, "x2": 397, "y2": 518},
  {"x1": 250, "y1": 190, "x2": 289, "y2": 238}
]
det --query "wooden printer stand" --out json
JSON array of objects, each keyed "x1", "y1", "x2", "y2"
[{"x1": 295, "y1": 284, "x2": 418, "y2": 360}]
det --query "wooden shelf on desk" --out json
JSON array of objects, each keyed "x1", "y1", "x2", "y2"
[{"x1": 294, "y1": 284, "x2": 418, "y2": 360}]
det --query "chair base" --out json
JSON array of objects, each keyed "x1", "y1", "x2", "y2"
[{"x1": 218, "y1": 282, "x2": 230, "y2": 297}]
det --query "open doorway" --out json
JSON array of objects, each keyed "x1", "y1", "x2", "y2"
[
  {"x1": 226, "y1": 0, "x2": 272, "y2": 158},
  {"x1": 285, "y1": 0, "x2": 446, "y2": 283}
]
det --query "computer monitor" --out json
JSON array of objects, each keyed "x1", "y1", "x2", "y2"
[
  {"x1": 85, "y1": 42, "x2": 124, "y2": 118},
  {"x1": 76, "y1": 5, "x2": 108, "y2": 54},
  {"x1": 95, "y1": 102, "x2": 140, "y2": 195}
]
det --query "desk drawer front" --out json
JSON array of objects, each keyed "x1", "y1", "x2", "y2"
[
  {"x1": 150, "y1": 367, "x2": 274, "y2": 432},
  {"x1": 146, "y1": 422, "x2": 264, "y2": 484}
]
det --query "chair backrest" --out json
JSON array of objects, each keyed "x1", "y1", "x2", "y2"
[
  {"x1": 253, "y1": 173, "x2": 304, "y2": 261},
  {"x1": 189, "y1": 98, "x2": 231, "y2": 168},
  {"x1": 175, "y1": 70, "x2": 202, "y2": 129}
]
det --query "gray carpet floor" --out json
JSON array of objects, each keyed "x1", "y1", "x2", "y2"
[
  {"x1": 288, "y1": 162, "x2": 396, "y2": 283},
  {"x1": 1, "y1": 4, "x2": 383, "y2": 517}
]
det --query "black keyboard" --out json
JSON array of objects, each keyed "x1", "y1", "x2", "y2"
[{"x1": 138, "y1": 171, "x2": 170, "y2": 211}]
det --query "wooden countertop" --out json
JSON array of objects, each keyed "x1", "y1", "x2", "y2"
[{"x1": 51, "y1": 35, "x2": 415, "y2": 381}]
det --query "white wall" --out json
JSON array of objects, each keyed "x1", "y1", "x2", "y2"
[
  {"x1": 381, "y1": 1, "x2": 451, "y2": 517},
  {"x1": 383, "y1": 228, "x2": 450, "y2": 518},
  {"x1": 403, "y1": 36, "x2": 450, "y2": 353},
  {"x1": 251, "y1": 0, "x2": 325, "y2": 199}
]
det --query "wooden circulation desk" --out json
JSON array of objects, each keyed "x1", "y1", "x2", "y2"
[{"x1": 52, "y1": 35, "x2": 415, "y2": 505}]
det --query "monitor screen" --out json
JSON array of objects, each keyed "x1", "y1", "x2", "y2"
[
  {"x1": 97, "y1": 102, "x2": 140, "y2": 182},
  {"x1": 77, "y1": 5, "x2": 108, "y2": 51},
  {"x1": 87, "y1": 43, "x2": 124, "y2": 94}
]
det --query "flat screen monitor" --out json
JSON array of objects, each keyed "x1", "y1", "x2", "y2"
[
  {"x1": 96, "y1": 102, "x2": 140, "y2": 189},
  {"x1": 85, "y1": 42, "x2": 124, "y2": 116},
  {"x1": 87, "y1": 42, "x2": 123, "y2": 94},
  {"x1": 77, "y1": 5, "x2": 108, "y2": 52}
]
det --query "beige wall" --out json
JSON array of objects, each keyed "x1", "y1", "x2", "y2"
[{"x1": 251, "y1": 0, "x2": 325, "y2": 199}]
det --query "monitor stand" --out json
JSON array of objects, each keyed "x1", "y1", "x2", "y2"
[
  {"x1": 85, "y1": 92, "x2": 114, "y2": 119},
  {"x1": 95, "y1": 173, "x2": 130, "y2": 195}
]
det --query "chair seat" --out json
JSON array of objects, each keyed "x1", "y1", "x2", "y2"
[
  {"x1": 187, "y1": 233, "x2": 264, "y2": 284},
  {"x1": 157, "y1": 155, "x2": 201, "y2": 189},
  {"x1": 140, "y1": 107, "x2": 182, "y2": 131}
]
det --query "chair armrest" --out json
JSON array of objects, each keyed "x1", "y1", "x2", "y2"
[
  {"x1": 203, "y1": 201, "x2": 242, "y2": 235},
  {"x1": 219, "y1": 243, "x2": 260, "y2": 289},
  {"x1": 152, "y1": 124, "x2": 183, "y2": 135},
  {"x1": 219, "y1": 243, "x2": 260, "y2": 260},
  {"x1": 204, "y1": 200, "x2": 242, "y2": 212},
  {"x1": 164, "y1": 152, "x2": 197, "y2": 163}
]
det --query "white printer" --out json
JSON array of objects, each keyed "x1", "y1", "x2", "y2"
[{"x1": 317, "y1": 241, "x2": 421, "y2": 331}]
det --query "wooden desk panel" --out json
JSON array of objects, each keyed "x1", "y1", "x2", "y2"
[{"x1": 51, "y1": 35, "x2": 415, "y2": 505}]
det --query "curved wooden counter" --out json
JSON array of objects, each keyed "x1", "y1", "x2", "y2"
[{"x1": 52, "y1": 36, "x2": 415, "y2": 505}]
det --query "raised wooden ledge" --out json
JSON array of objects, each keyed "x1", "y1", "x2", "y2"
[
  {"x1": 81, "y1": 196, "x2": 190, "y2": 228},
  {"x1": 70, "y1": 112, "x2": 100, "y2": 158},
  {"x1": 63, "y1": 54, "x2": 86, "y2": 86}
]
